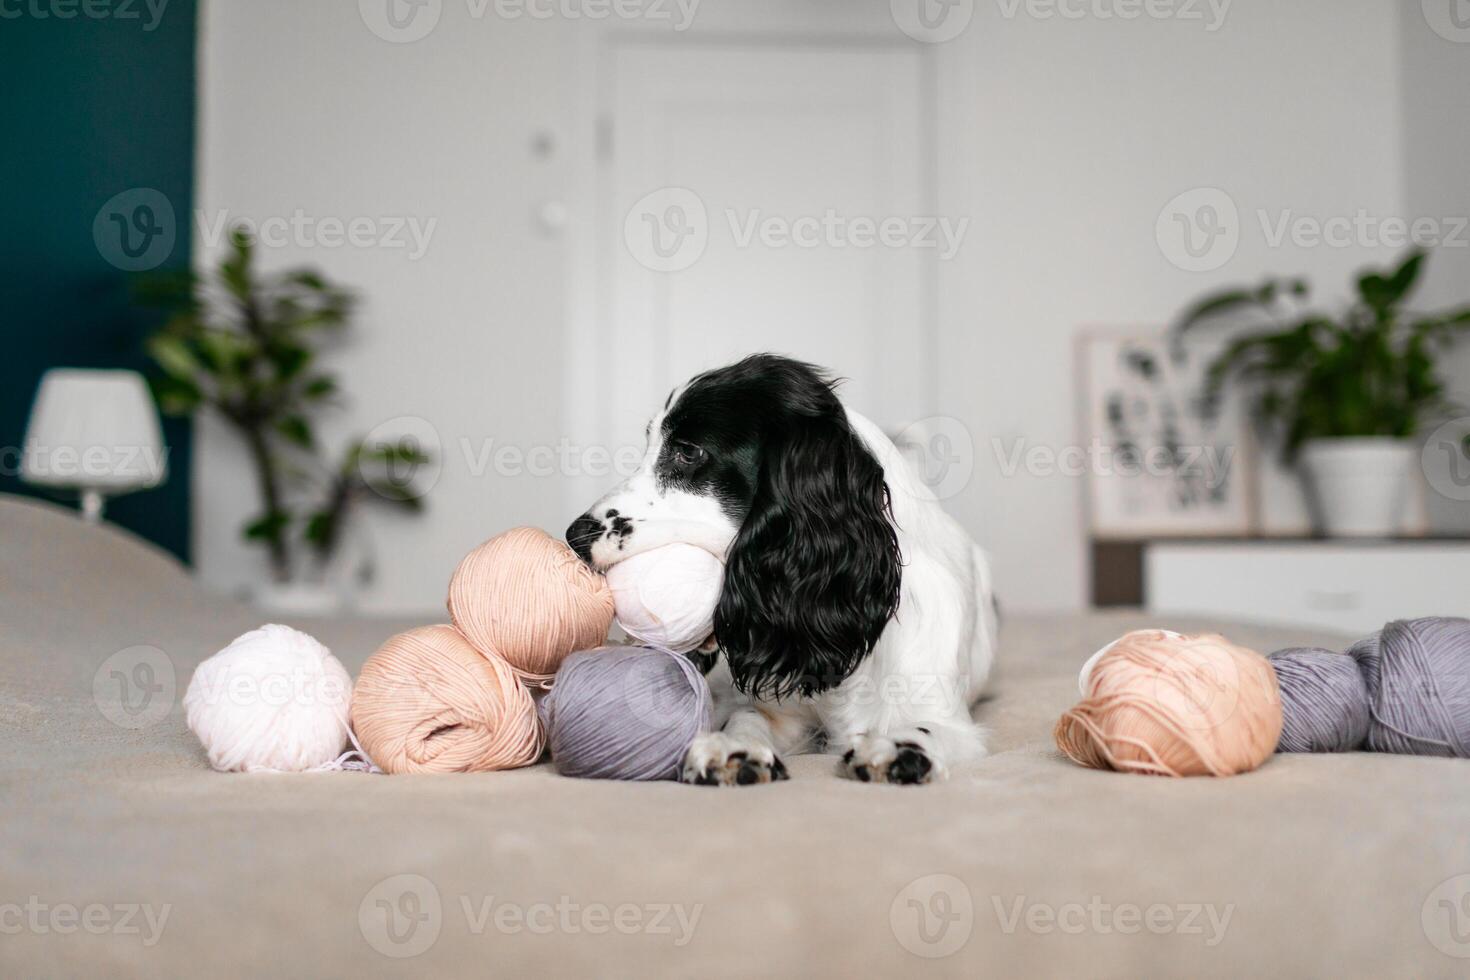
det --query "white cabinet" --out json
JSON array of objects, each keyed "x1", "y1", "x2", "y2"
[{"x1": 1146, "y1": 541, "x2": 1470, "y2": 634}]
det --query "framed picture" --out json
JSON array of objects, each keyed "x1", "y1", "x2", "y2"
[{"x1": 1078, "y1": 329, "x2": 1255, "y2": 538}]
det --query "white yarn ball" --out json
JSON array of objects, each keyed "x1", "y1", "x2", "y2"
[
  {"x1": 605, "y1": 544, "x2": 723, "y2": 653},
  {"x1": 184, "y1": 624, "x2": 352, "y2": 772}
]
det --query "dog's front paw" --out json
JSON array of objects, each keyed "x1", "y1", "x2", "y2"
[
  {"x1": 842, "y1": 731, "x2": 946, "y2": 785},
  {"x1": 681, "y1": 732, "x2": 789, "y2": 786}
]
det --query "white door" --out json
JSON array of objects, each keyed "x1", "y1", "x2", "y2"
[{"x1": 589, "y1": 40, "x2": 936, "y2": 456}]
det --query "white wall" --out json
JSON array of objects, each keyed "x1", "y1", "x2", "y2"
[
  {"x1": 197, "y1": 0, "x2": 1418, "y2": 613},
  {"x1": 1400, "y1": 1, "x2": 1470, "y2": 533},
  {"x1": 1401, "y1": 0, "x2": 1470, "y2": 311},
  {"x1": 196, "y1": 0, "x2": 580, "y2": 612},
  {"x1": 935, "y1": 0, "x2": 1405, "y2": 609}
]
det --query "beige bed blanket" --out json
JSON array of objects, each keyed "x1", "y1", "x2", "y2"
[{"x1": 2, "y1": 495, "x2": 1467, "y2": 978}]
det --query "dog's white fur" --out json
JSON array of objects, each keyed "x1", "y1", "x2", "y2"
[{"x1": 583, "y1": 398, "x2": 997, "y2": 784}]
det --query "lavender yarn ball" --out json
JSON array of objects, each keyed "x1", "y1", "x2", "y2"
[
  {"x1": 539, "y1": 645, "x2": 712, "y2": 781},
  {"x1": 1349, "y1": 617, "x2": 1470, "y2": 758},
  {"x1": 1267, "y1": 647, "x2": 1370, "y2": 753}
]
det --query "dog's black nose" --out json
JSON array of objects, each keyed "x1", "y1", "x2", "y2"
[{"x1": 565, "y1": 514, "x2": 603, "y2": 563}]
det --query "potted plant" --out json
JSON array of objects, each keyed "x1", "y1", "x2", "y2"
[
  {"x1": 1174, "y1": 249, "x2": 1470, "y2": 537},
  {"x1": 137, "y1": 228, "x2": 433, "y2": 610}
]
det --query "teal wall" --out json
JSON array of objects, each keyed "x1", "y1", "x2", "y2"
[{"x1": 0, "y1": 0, "x2": 197, "y2": 561}]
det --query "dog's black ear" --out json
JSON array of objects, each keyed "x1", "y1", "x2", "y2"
[{"x1": 714, "y1": 414, "x2": 902, "y2": 699}]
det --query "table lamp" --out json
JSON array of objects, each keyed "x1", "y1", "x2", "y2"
[{"x1": 21, "y1": 368, "x2": 168, "y2": 523}]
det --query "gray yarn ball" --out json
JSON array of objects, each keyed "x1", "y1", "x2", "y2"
[
  {"x1": 1349, "y1": 617, "x2": 1470, "y2": 758},
  {"x1": 1268, "y1": 647, "x2": 1370, "y2": 753},
  {"x1": 539, "y1": 645, "x2": 712, "y2": 781}
]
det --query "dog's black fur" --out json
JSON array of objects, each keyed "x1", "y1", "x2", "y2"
[{"x1": 652, "y1": 354, "x2": 903, "y2": 700}]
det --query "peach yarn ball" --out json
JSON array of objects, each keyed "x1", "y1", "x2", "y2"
[
  {"x1": 447, "y1": 526, "x2": 614, "y2": 686},
  {"x1": 1054, "y1": 630, "x2": 1283, "y2": 777},
  {"x1": 351, "y1": 625, "x2": 543, "y2": 774}
]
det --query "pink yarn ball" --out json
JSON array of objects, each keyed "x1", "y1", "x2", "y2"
[{"x1": 447, "y1": 526, "x2": 614, "y2": 686}]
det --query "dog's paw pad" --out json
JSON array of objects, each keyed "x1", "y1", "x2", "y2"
[
  {"x1": 843, "y1": 733, "x2": 944, "y2": 785},
  {"x1": 887, "y1": 744, "x2": 934, "y2": 784},
  {"x1": 681, "y1": 734, "x2": 787, "y2": 786}
]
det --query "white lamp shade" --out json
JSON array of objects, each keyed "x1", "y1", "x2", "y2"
[{"x1": 22, "y1": 369, "x2": 167, "y2": 491}]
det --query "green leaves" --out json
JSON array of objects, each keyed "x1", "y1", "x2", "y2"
[
  {"x1": 299, "y1": 439, "x2": 435, "y2": 563},
  {"x1": 149, "y1": 374, "x2": 202, "y2": 416},
  {"x1": 217, "y1": 228, "x2": 255, "y2": 301},
  {"x1": 301, "y1": 376, "x2": 337, "y2": 401},
  {"x1": 276, "y1": 415, "x2": 314, "y2": 449},
  {"x1": 1176, "y1": 249, "x2": 1469, "y2": 461},
  {"x1": 1175, "y1": 277, "x2": 1311, "y2": 337},
  {"x1": 243, "y1": 509, "x2": 291, "y2": 542},
  {"x1": 146, "y1": 334, "x2": 203, "y2": 382},
  {"x1": 133, "y1": 221, "x2": 430, "y2": 579},
  {"x1": 1357, "y1": 249, "x2": 1424, "y2": 319}
]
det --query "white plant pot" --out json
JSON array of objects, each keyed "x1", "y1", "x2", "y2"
[{"x1": 1299, "y1": 437, "x2": 1416, "y2": 537}]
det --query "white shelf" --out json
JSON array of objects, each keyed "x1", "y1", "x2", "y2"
[{"x1": 1145, "y1": 539, "x2": 1470, "y2": 634}]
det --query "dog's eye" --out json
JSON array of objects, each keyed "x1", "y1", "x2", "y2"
[{"x1": 672, "y1": 442, "x2": 706, "y2": 467}]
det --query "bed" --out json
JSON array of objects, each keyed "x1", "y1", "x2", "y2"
[{"x1": 2, "y1": 493, "x2": 1465, "y2": 977}]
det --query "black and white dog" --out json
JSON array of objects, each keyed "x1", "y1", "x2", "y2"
[{"x1": 566, "y1": 354, "x2": 996, "y2": 785}]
